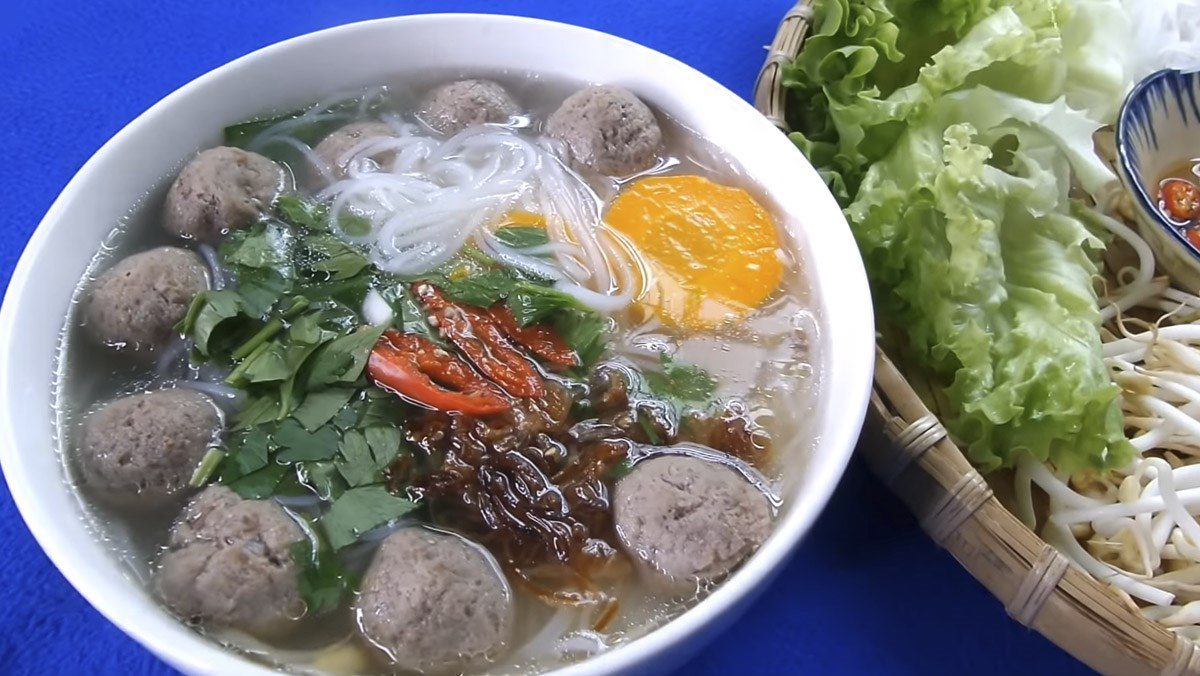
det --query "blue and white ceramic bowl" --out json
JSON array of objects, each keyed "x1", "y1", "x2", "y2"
[{"x1": 1117, "y1": 68, "x2": 1200, "y2": 292}]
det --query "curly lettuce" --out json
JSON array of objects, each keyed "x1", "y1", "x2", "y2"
[
  {"x1": 784, "y1": 0, "x2": 1130, "y2": 204},
  {"x1": 784, "y1": 0, "x2": 1136, "y2": 472}
]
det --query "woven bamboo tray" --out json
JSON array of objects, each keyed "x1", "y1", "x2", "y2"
[{"x1": 753, "y1": 3, "x2": 1200, "y2": 674}]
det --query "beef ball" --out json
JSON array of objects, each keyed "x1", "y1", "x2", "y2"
[
  {"x1": 84, "y1": 246, "x2": 208, "y2": 353},
  {"x1": 613, "y1": 454, "x2": 771, "y2": 594},
  {"x1": 546, "y1": 84, "x2": 662, "y2": 176},
  {"x1": 163, "y1": 146, "x2": 284, "y2": 242},
  {"x1": 313, "y1": 121, "x2": 399, "y2": 180},
  {"x1": 354, "y1": 528, "x2": 514, "y2": 672},
  {"x1": 78, "y1": 388, "x2": 221, "y2": 506},
  {"x1": 417, "y1": 79, "x2": 519, "y2": 136},
  {"x1": 156, "y1": 485, "x2": 305, "y2": 637}
]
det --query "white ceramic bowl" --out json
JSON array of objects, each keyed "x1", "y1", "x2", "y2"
[{"x1": 0, "y1": 14, "x2": 874, "y2": 675}]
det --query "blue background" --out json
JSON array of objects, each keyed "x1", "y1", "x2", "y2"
[{"x1": 0, "y1": 1, "x2": 1093, "y2": 674}]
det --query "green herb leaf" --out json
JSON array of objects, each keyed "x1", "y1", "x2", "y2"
[
  {"x1": 300, "y1": 460, "x2": 347, "y2": 501},
  {"x1": 306, "y1": 325, "x2": 386, "y2": 387},
  {"x1": 226, "y1": 427, "x2": 272, "y2": 476},
  {"x1": 494, "y1": 225, "x2": 550, "y2": 249},
  {"x1": 304, "y1": 235, "x2": 370, "y2": 281},
  {"x1": 236, "y1": 268, "x2": 292, "y2": 319},
  {"x1": 336, "y1": 430, "x2": 378, "y2": 487},
  {"x1": 637, "y1": 411, "x2": 662, "y2": 445},
  {"x1": 438, "y1": 269, "x2": 518, "y2": 307},
  {"x1": 181, "y1": 290, "x2": 245, "y2": 356},
  {"x1": 234, "y1": 392, "x2": 282, "y2": 430},
  {"x1": 225, "y1": 462, "x2": 287, "y2": 499},
  {"x1": 188, "y1": 448, "x2": 225, "y2": 488},
  {"x1": 364, "y1": 426, "x2": 403, "y2": 468},
  {"x1": 291, "y1": 537, "x2": 356, "y2": 616},
  {"x1": 239, "y1": 343, "x2": 291, "y2": 383},
  {"x1": 380, "y1": 285, "x2": 444, "y2": 346},
  {"x1": 274, "y1": 419, "x2": 341, "y2": 462},
  {"x1": 224, "y1": 222, "x2": 294, "y2": 270},
  {"x1": 277, "y1": 195, "x2": 329, "y2": 231},
  {"x1": 505, "y1": 282, "x2": 583, "y2": 327},
  {"x1": 607, "y1": 459, "x2": 634, "y2": 481},
  {"x1": 320, "y1": 485, "x2": 417, "y2": 550},
  {"x1": 359, "y1": 389, "x2": 407, "y2": 428},
  {"x1": 555, "y1": 311, "x2": 609, "y2": 368},
  {"x1": 336, "y1": 212, "x2": 373, "y2": 238},
  {"x1": 645, "y1": 354, "x2": 717, "y2": 404},
  {"x1": 292, "y1": 387, "x2": 356, "y2": 432}
]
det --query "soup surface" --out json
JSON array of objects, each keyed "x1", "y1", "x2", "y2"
[{"x1": 54, "y1": 73, "x2": 823, "y2": 674}]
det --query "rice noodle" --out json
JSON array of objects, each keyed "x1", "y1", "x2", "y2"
[{"x1": 250, "y1": 93, "x2": 636, "y2": 311}]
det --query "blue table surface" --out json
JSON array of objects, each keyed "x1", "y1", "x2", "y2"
[{"x1": 0, "y1": 1, "x2": 1096, "y2": 674}]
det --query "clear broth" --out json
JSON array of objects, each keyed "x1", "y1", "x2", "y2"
[{"x1": 52, "y1": 72, "x2": 824, "y2": 674}]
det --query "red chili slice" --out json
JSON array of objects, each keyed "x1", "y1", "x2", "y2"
[
  {"x1": 1162, "y1": 179, "x2": 1200, "y2": 222},
  {"x1": 1187, "y1": 227, "x2": 1200, "y2": 252},
  {"x1": 413, "y1": 283, "x2": 545, "y2": 398},
  {"x1": 367, "y1": 330, "x2": 510, "y2": 415},
  {"x1": 487, "y1": 305, "x2": 579, "y2": 368}
]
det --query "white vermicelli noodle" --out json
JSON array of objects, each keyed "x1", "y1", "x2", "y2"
[
  {"x1": 264, "y1": 115, "x2": 639, "y2": 310},
  {"x1": 235, "y1": 89, "x2": 641, "y2": 309}
]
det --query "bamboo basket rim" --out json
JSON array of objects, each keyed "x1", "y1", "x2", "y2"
[{"x1": 753, "y1": 3, "x2": 1200, "y2": 675}]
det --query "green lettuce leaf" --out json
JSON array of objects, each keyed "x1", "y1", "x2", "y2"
[
  {"x1": 783, "y1": 0, "x2": 1131, "y2": 205},
  {"x1": 847, "y1": 87, "x2": 1133, "y2": 472}
]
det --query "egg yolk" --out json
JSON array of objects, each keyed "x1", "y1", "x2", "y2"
[
  {"x1": 605, "y1": 175, "x2": 783, "y2": 330},
  {"x1": 497, "y1": 210, "x2": 546, "y2": 229}
]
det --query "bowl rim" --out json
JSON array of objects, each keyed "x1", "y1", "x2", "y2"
[
  {"x1": 1116, "y1": 67, "x2": 1200, "y2": 263},
  {"x1": 0, "y1": 12, "x2": 874, "y2": 675}
]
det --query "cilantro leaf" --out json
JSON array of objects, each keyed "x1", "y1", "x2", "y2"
[
  {"x1": 234, "y1": 392, "x2": 282, "y2": 430},
  {"x1": 276, "y1": 195, "x2": 329, "y2": 231},
  {"x1": 180, "y1": 290, "x2": 246, "y2": 356},
  {"x1": 493, "y1": 225, "x2": 550, "y2": 249},
  {"x1": 299, "y1": 460, "x2": 347, "y2": 501},
  {"x1": 644, "y1": 354, "x2": 717, "y2": 403},
  {"x1": 380, "y1": 284, "x2": 444, "y2": 346},
  {"x1": 235, "y1": 268, "x2": 292, "y2": 319},
  {"x1": 274, "y1": 419, "x2": 341, "y2": 462},
  {"x1": 505, "y1": 282, "x2": 583, "y2": 327},
  {"x1": 438, "y1": 269, "x2": 517, "y2": 307},
  {"x1": 359, "y1": 390, "x2": 407, "y2": 428},
  {"x1": 223, "y1": 222, "x2": 294, "y2": 270},
  {"x1": 555, "y1": 311, "x2": 609, "y2": 368},
  {"x1": 226, "y1": 427, "x2": 272, "y2": 476},
  {"x1": 291, "y1": 537, "x2": 356, "y2": 616},
  {"x1": 335, "y1": 430, "x2": 378, "y2": 487},
  {"x1": 303, "y1": 235, "x2": 370, "y2": 281},
  {"x1": 239, "y1": 343, "x2": 291, "y2": 383},
  {"x1": 364, "y1": 426, "x2": 403, "y2": 468},
  {"x1": 292, "y1": 388, "x2": 355, "y2": 432},
  {"x1": 305, "y1": 325, "x2": 386, "y2": 387},
  {"x1": 320, "y1": 485, "x2": 418, "y2": 550},
  {"x1": 225, "y1": 462, "x2": 287, "y2": 499}
]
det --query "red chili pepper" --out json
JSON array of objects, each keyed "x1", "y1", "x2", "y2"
[
  {"x1": 1187, "y1": 227, "x2": 1200, "y2": 252},
  {"x1": 367, "y1": 330, "x2": 510, "y2": 415},
  {"x1": 487, "y1": 305, "x2": 579, "y2": 368},
  {"x1": 413, "y1": 283, "x2": 545, "y2": 398},
  {"x1": 1162, "y1": 179, "x2": 1200, "y2": 222}
]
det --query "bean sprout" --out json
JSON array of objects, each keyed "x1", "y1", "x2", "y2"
[{"x1": 1024, "y1": 200, "x2": 1200, "y2": 619}]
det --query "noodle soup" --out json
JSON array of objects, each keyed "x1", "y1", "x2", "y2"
[{"x1": 54, "y1": 74, "x2": 823, "y2": 674}]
